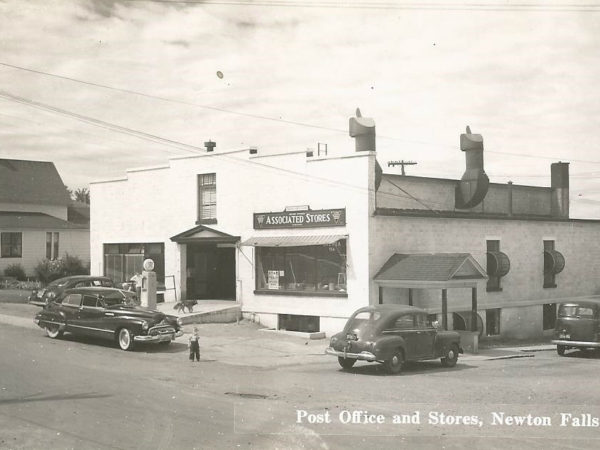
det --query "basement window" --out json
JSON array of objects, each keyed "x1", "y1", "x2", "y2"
[
  {"x1": 486, "y1": 309, "x2": 501, "y2": 336},
  {"x1": 278, "y1": 314, "x2": 320, "y2": 333}
]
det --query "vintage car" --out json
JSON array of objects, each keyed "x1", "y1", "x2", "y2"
[
  {"x1": 34, "y1": 287, "x2": 183, "y2": 350},
  {"x1": 28, "y1": 275, "x2": 135, "y2": 306},
  {"x1": 325, "y1": 305, "x2": 463, "y2": 374},
  {"x1": 552, "y1": 299, "x2": 600, "y2": 356}
]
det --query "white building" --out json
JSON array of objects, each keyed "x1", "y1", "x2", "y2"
[{"x1": 90, "y1": 112, "x2": 600, "y2": 339}]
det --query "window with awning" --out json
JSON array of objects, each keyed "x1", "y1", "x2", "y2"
[{"x1": 249, "y1": 237, "x2": 347, "y2": 295}]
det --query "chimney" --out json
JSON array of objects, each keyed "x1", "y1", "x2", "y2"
[
  {"x1": 349, "y1": 108, "x2": 376, "y2": 152},
  {"x1": 455, "y1": 126, "x2": 490, "y2": 209},
  {"x1": 551, "y1": 162, "x2": 569, "y2": 218},
  {"x1": 204, "y1": 140, "x2": 216, "y2": 152}
]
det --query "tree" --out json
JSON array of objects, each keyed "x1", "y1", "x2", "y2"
[{"x1": 74, "y1": 188, "x2": 90, "y2": 204}]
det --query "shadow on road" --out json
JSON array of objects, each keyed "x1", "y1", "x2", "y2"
[
  {"x1": 562, "y1": 348, "x2": 600, "y2": 359},
  {"x1": 55, "y1": 333, "x2": 188, "y2": 354},
  {"x1": 337, "y1": 360, "x2": 475, "y2": 377},
  {"x1": 0, "y1": 392, "x2": 112, "y2": 405}
]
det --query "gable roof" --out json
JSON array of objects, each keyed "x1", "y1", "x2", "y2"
[
  {"x1": 170, "y1": 225, "x2": 240, "y2": 243},
  {"x1": 374, "y1": 253, "x2": 487, "y2": 287},
  {"x1": 0, "y1": 159, "x2": 70, "y2": 206},
  {"x1": 0, "y1": 212, "x2": 88, "y2": 230}
]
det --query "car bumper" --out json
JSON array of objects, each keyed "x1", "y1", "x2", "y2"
[
  {"x1": 134, "y1": 330, "x2": 184, "y2": 343},
  {"x1": 551, "y1": 339, "x2": 600, "y2": 348},
  {"x1": 325, "y1": 346, "x2": 377, "y2": 362}
]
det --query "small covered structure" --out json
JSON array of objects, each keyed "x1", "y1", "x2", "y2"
[{"x1": 374, "y1": 253, "x2": 488, "y2": 332}]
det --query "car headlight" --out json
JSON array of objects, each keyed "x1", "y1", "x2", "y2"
[
  {"x1": 176, "y1": 318, "x2": 183, "y2": 326},
  {"x1": 141, "y1": 321, "x2": 149, "y2": 331}
]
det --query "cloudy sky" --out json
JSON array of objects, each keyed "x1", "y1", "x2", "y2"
[{"x1": 1, "y1": 0, "x2": 600, "y2": 217}]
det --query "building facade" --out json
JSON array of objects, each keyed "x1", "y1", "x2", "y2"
[
  {"x1": 90, "y1": 113, "x2": 600, "y2": 339},
  {"x1": 0, "y1": 159, "x2": 90, "y2": 277}
]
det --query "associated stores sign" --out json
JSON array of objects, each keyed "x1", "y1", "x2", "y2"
[{"x1": 253, "y1": 208, "x2": 346, "y2": 229}]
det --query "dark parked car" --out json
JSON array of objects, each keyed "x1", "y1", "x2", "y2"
[
  {"x1": 552, "y1": 299, "x2": 600, "y2": 356},
  {"x1": 28, "y1": 275, "x2": 135, "y2": 306},
  {"x1": 325, "y1": 305, "x2": 463, "y2": 374},
  {"x1": 34, "y1": 287, "x2": 183, "y2": 350}
]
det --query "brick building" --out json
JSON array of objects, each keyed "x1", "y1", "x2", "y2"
[{"x1": 90, "y1": 112, "x2": 600, "y2": 339}]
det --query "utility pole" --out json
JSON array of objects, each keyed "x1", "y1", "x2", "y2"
[{"x1": 388, "y1": 160, "x2": 417, "y2": 175}]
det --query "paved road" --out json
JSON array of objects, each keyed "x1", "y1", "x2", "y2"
[{"x1": 1, "y1": 318, "x2": 600, "y2": 449}]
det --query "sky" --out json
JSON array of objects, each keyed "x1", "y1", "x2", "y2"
[{"x1": 1, "y1": 0, "x2": 600, "y2": 217}]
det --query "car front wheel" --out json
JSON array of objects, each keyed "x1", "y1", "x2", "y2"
[
  {"x1": 338, "y1": 357, "x2": 356, "y2": 370},
  {"x1": 45, "y1": 324, "x2": 63, "y2": 339},
  {"x1": 384, "y1": 349, "x2": 404, "y2": 374},
  {"x1": 557, "y1": 345, "x2": 566, "y2": 356},
  {"x1": 117, "y1": 328, "x2": 135, "y2": 351},
  {"x1": 441, "y1": 344, "x2": 459, "y2": 367}
]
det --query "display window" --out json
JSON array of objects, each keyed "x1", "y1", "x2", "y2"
[{"x1": 255, "y1": 240, "x2": 347, "y2": 295}]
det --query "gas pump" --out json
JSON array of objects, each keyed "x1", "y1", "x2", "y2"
[{"x1": 140, "y1": 258, "x2": 157, "y2": 309}]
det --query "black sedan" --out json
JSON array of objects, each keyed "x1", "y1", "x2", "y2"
[
  {"x1": 34, "y1": 287, "x2": 183, "y2": 350},
  {"x1": 325, "y1": 305, "x2": 463, "y2": 374},
  {"x1": 28, "y1": 275, "x2": 129, "y2": 306}
]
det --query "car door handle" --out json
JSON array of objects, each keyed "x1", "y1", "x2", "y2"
[{"x1": 105, "y1": 312, "x2": 115, "y2": 316}]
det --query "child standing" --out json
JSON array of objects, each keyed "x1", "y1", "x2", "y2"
[{"x1": 188, "y1": 327, "x2": 200, "y2": 362}]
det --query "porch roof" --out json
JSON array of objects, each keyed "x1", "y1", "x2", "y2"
[
  {"x1": 170, "y1": 225, "x2": 240, "y2": 244},
  {"x1": 374, "y1": 253, "x2": 488, "y2": 288}
]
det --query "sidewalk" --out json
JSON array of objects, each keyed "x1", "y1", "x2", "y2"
[{"x1": 0, "y1": 303, "x2": 554, "y2": 367}]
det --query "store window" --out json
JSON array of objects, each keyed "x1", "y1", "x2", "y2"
[
  {"x1": 197, "y1": 173, "x2": 216, "y2": 224},
  {"x1": 103, "y1": 243, "x2": 164, "y2": 285},
  {"x1": 1, "y1": 232, "x2": 22, "y2": 258},
  {"x1": 46, "y1": 232, "x2": 59, "y2": 259},
  {"x1": 543, "y1": 303, "x2": 557, "y2": 330},
  {"x1": 255, "y1": 240, "x2": 347, "y2": 295},
  {"x1": 486, "y1": 308, "x2": 501, "y2": 336}
]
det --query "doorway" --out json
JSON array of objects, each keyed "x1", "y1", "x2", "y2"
[{"x1": 186, "y1": 244, "x2": 236, "y2": 300}]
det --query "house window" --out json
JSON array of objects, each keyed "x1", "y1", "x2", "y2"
[
  {"x1": 1, "y1": 232, "x2": 22, "y2": 258},
  {"x1": 103, "y1": 243, "x2": 165, "y2": 285},
  {"x1": 255, "y1": 240, "x2": 347, "y2": 295},
  {"x1": 543, "y1": 303, "x2": 557, "y2": 330},
  {"x1": 197, "y1": 173, "x2": 216, "y2": 224},
  {"x1": 486, "y1": 308, "x2": 501, "y2": 336},
  {"x1": 486, "y1": 240, "x2": 510, "y2": 292},
  {"x1": 46, "y1": 232, "x2": 59, "y2": 259}
]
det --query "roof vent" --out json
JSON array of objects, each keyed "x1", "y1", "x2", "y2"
[
  {"x1": 204, "y1": 140, "x2": 216, "y2": 152},
  {"x1": 455, "y1": 126, "x2": 489, "y2": 209}
]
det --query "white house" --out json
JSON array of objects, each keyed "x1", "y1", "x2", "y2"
[{"x1": 0, "y1": 159, "x2": 89, "y2": 277}]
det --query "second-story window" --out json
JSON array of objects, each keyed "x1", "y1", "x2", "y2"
[
  {"x1": 486, "y1": 240, "x2": 510, "y2": 292},
  {"x1": 197, "y1": 173, "x2": 216, "y2": 224}
]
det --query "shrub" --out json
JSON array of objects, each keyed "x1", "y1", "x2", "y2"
[
  {"x1": 62, "y1": 254, "x2": 88, "y2": 276},
  {"x1": 4, "y1": 264, "x2": 27, "y2": 281},
  {"x1": 34, "y1": 254, "x2": 89, "y2": 285}
]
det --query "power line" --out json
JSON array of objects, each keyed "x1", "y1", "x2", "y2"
[
  {"x1": 120, "y1": 0, "x2": 600, "y2": 12},
  {"x1": 3, "y1": 61, "x2": 600, "y2": 166}
]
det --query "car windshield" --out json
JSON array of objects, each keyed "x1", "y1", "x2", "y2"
[
  {"x1": 345, "y1": 310, "x2": 382, "y2": 334},
  {"x1": 101, "y1": 292, "x2": 127, "y2": 306},
  {"x1": 48, "y1": 278, "x2": 69, "y2": 287},
  {"x1": 559, "y1": 304, "x2": 596, "y2": 318}
]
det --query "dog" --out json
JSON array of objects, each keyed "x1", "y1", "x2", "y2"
[{"x1": 173, "y1": 299, "x2": 197, "y2": 314}]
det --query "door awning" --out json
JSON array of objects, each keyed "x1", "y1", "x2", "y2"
[
  {"x1": 170, "y1": 225, "x2": 240, "y2": 244},
  {"x1": 240, "y1": 235, "x2": 347, "y2": 247}
]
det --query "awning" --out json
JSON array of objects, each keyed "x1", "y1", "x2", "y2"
[
  {"x1": 374, "y1": 253, "x2": 487, "y2": 288},
  {"x1": 240, "y1": 235, "x2": 347, "y2": 247}
]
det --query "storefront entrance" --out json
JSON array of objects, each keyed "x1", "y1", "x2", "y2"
[{"x1": 186, "y1": 244, "x2": 236, "y2": 300}]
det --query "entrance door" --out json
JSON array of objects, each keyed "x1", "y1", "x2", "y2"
[{"x1": 186, "y1": 245, "x2": 236, "y2": 300}]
